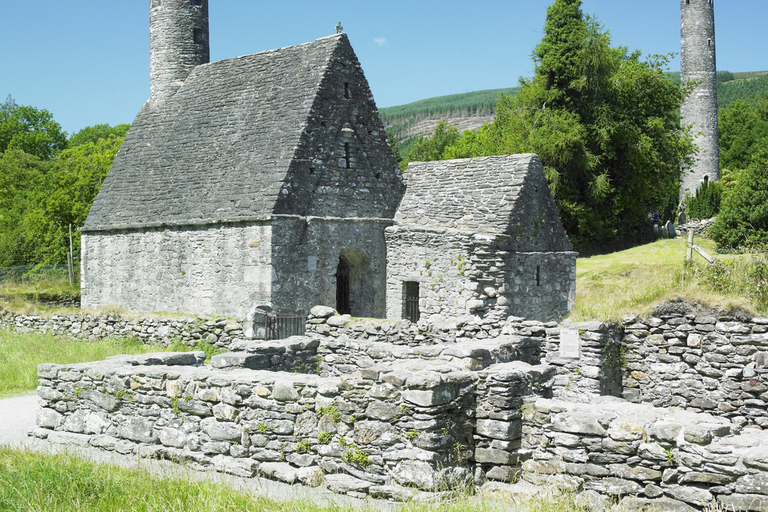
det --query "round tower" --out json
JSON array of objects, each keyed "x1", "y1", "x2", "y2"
[
  {"x1": 680, "y1": 0, "x2": 719, "y2": 198},
  {"x1": 150, "y1": 0, "x2": 209, "y2": 105}
]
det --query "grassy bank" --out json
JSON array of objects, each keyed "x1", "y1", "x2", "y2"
[
  {"x1": 0, "y1": 447, "x2": 593, "y2": 512},
  {"x1": 0, "y1": 331, "x2": 164, "y2": 397},
  {"x1": 571, "y1": 236, "x2": 767, "y2": 321}
]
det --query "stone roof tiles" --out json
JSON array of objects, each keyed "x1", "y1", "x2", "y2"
[
  {"x1": 396, "y1": 154, "x2": 572, "y2": 252},
  {"x1": 84, "y1": 34, "x2": 347, "y2": 231}
]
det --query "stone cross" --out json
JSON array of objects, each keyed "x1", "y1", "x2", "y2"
[{"x1": 335, "y1": 22, "x2": 343, "y2": 34}]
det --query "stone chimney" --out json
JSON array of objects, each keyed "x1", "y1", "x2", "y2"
[{"x1": 150, "y1": 0, "x2": 210, "y2": 105}]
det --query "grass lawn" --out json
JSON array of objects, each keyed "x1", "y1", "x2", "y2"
[
  {"x1": 0, "y1": 331, "x2": 168, "y2": 397},
  {"x1": 0, "y1": 447, "x2": 591, "y2": 512},
  {"x1": 571, "y1": 235, "x2": 765, "y2": 321}
]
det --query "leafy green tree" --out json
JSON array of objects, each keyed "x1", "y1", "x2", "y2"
[
  {"x1": 710, "y1": 150, "x2": 768, "y2": 250},
  {"x1": 406, "y1": 120, "x2": 460, "y2": 165},
  {"x1": 22, "y1": 135, "x2": 123, "y2": 264},
  {"x1": 0, "y1": 150, "x2": 47, "y2": 266},
  {"x1": 69, "y1": 123, "x2": 130, "y2": 147},
  {"x1": 444, "y1": 0, "x2": 693, "y2": 247},
  {"x1": 0, "y1": 95, "x2": 67, "y2": 159},
  {"x1": 718, "y1": 99, "x2": 768, "y2": 172}
]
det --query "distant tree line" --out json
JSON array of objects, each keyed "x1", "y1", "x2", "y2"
[{"x1": 0, "y1": 95, "x2": 128, "y2": 267}]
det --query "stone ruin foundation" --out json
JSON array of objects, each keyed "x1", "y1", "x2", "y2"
[{"x1": 32, "y1": 303, "x2": 768, "y2": 510}]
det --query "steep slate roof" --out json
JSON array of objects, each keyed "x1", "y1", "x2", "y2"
[
  {"x1": 84, "y1": 34, "x2": 349, "y2": 231},
  {"x1": 396, "y1": 154, "x2": 572, "y2": 252}
]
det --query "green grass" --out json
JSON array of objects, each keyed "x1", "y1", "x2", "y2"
[
  {"x1": 0, "y1": 447, "x2": 598, "y2": 512},
  {"x1": 571, "y1": 236, "x2": 765, "y2": 321},
  {"x1": 0, "y1": 447, "x2": 367, "y2": 512},
  {"x1": 0, "y1": 271, "x2": 80, "y2": 317},
  {"x1": 0, "y1": 331, "x2": 164, "y2": 397}
]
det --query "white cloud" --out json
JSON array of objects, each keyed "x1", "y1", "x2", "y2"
[{"x1": 374, "y1": 37, "x2": 388, "y2": 46}]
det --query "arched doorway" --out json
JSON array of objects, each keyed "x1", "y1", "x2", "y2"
[
  {"x1": 334, "y1": 249, "x2": 371, "y2": 316},
  {"x1": 335, "y1": 257, "x2": 351, "y2": 314}
]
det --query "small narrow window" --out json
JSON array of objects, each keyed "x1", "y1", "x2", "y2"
[
  {"x1": 344, "y1": 143, "x2": 351, "y2": 168},
  {"x1": 190, "y1": 0, "x2": 202, "y2": 5},
  {"x1": 404, "y1": 282, "x2": 420, "y2": 322},
  {"x1": 536, "y1": 265, "x2": 541, "y2": 287},
  {"x1": 707, "y1": 38, "x2": 712, "y2": 48},
  {"x1": 193, "y1": 28, "x2": 205, "y2": 44},
  {"x1": 309, "y1": 167, "x2": 315, "y2": 174},
  {"x1": 344, "y1": 83, "x2": 351, "y2": 99},
  {"x1": 686, "y1": 0, "x2": 690, "y2": 4}
]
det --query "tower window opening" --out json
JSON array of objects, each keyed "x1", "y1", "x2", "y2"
[
  {"x1": 708, "y1": 38, "x2": 712, "y2": 48},
  {"x1": 190, "y1": 0, "x2": 202, "y2": 5},
  {"x1": 193, "y1": 28, "x2": 206, "y2": 44},
  {"x1": 344, "y1": 83, "x2": 351, "y2": 99},
  {"x1": 536, "y1": 265, "x2": 541, "y2": 287},
  {"x1": 344, "y1": 143, "x2": 351, "y2": 168}
]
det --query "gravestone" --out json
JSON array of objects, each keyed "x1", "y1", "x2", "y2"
[{"x1": 665, "y1": 220, "x2": 676, "y2": 238}]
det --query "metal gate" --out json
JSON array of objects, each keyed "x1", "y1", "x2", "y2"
[
  {"x1": 404, "y1": 281, "x2": 420, "y2": 323},
  {"x1": 265, "y1": 314, "x2": 306, "y2": 340}
]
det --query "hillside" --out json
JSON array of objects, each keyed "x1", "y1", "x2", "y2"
[
  {"x1": 380, "y1": 70, "x2": 768, "y2": 144},
  {"x1": 379, "y1": 87, "x2": 518, "y2": 142}
]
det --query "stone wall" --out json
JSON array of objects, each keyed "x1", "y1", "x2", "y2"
[
  {"x1": 523, "y1": 396, "x2": 768, "y2": 511},
  {"x1": 623, "y1": 302, "x2": 768, "y2": 428},
  {"x1": 35, "y1": 348, "x2": 545, "y2": 500},
  {"x1": 0, "y1": 308, "x2": 244, "y2": 348},
  {"x1": 385, "y1": 227, "x2": 576, "y2": 323},
  {"x1": 271, "y1": 218, "x2": 390, "y2": 318},
  {"x1": 81, "y1": 223, "x2": 273, "y2": 318},
  {"x1": 34, "y1": 302, "x2": 768, "y2": 508}
]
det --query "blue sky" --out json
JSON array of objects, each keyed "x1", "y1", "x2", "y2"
[{"x1": 1, "y1": 1, "x2": 766, "y2": 136}]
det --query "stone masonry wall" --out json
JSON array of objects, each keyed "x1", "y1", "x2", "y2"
[
  {"x1": 385, "y1": 227, "x2": 576, "y2": 323},
  {"x1": 0, "y1": 308, "x2": 244, "y2": 349},
  {"x1": 33, "y1": 302, "x2": 768, "y2": 508},
  {"x1": 522, "y1": 396, "x2": 768, "y2": 511},
  {"x1": 81, "y1": 223, "x2": 272, "y2": 318},
  {"x1": 622, "y1": 301, "x2": 768, "y2": 429}
]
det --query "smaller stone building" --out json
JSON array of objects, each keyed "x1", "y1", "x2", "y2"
[{"x1": 386, "y1": 154, "x2": 576, "y2": 323}]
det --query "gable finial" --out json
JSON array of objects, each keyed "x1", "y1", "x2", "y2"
[{"x1": 335, "y1": 22, "x2": 343, "y2": 34}]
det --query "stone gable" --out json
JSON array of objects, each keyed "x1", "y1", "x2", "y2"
[
  {"x1": 84, "y1": 34, "x2": 401, "y2": 233},
  {"x1": 396, "y1": 154, "x2": 571, "y2": 252}
]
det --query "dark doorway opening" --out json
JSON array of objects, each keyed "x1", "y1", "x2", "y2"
[
  {"x1": 404, "y1": 281, "x2": 420, "y2": 322},
  {"x1": 336, "y1": 258, "x2": 350, "y2": 314}
]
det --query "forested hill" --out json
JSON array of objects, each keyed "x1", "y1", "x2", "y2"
[
  {"x1": 379, "y1": 87, "x2": 518, "y2": 142},
  {"x1": 380, "y1": 71, "x2": 768, "y2": 143}
]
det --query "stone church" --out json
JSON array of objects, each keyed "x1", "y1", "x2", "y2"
[{"x1": 81, "y1": 0, "x2": 575, "y2": 323}]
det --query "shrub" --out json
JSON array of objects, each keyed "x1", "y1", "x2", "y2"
[
  {"x1": 686, "y1": 179, "x2": 722, "y2": 219},
  {"x1": 710, "y1": 152, "x2": 768, "y2": 250}
]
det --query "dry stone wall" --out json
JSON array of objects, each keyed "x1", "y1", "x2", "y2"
[
  {"x1": 0, "y1": 308, "x2": 244, "y2": 348},
  {"x1": 523, "y1": 397, "x2": 768, "y2": 511},
  {"x1": 32, "y1": 302, "x2": 768, "y2": 509},
  {"x1": 622, "y1": 302, "x2": 768, "y2": 429}
]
